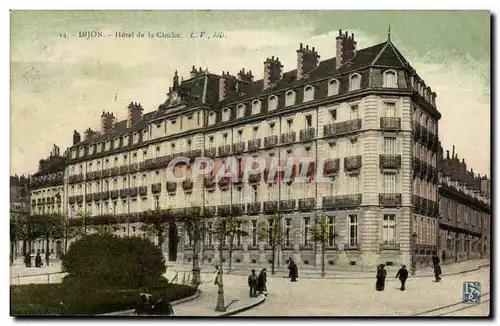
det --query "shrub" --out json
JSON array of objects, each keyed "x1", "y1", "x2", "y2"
[{"x1": 61, "y1": 234, "x2": 166, "y2": 289}]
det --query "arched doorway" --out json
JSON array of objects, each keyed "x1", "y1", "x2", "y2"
[{"x1": 168, "y1": 222, "x2": 178, "y2": 262}]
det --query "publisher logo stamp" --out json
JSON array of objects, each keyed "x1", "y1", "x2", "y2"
[{"x1": 463, "y1": 282, "x2": 481, "y2": 304}]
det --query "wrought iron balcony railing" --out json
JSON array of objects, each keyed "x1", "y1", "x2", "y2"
[
  {"x1": 138, "y1": 186, "x2": 148, "y2": 197},
  {"x1": 324, "y1": 158, "x2": 340, "y2": 176},
  {"x1": 379, "y1": 193, "x2": 402, "y2": 206},
  {"x1": 281, "y1": 131, "x2": 296, "y2": 144},
  {"x1": 152, "y1": 183, "x2": 162, "y2": 194},
  {"x1": 299, "y1": 127, "x2": 315, "y2": 141},
  {"x1": 119, "y1": 188, "x2": 129, "y2": 198},
  {"x1": 232, "y1": 142, "x2": 245, "y2": 154},
  {"x1": 280, "y1": 199, "x2": 296, "y2": 211},
  {"x1": 205, "y1": 147, "x2": 217, "y2": 158},
  {"x1": 264, "y1": 135, "x2": 279, "y2": 148},
  {"x1": 379, "y1": 154, "x2": 402, "y2": 169},
  {"x1": 232, "y1": 203, "x2": 245, "y2": 215},
  {"x1": 247, "y1": 139, "x2": 261, "y2": 151},
  {"x1": 344, "y1": 155, "x2": 362, "y2": 171},
  {"x1": 110, "y1": 190, "x2": 119, "y2": 199},
  {"x1": 323, "y1": 118, "x2": 362, "y2": 137},
  {"x1": 204, "y1": 175, "x2": 216, "y2": 189},
  {"x1": 299, "y1": 197, "x2": 316, "y2": 211},
  {"x1": 247, "y1": 202, "x2": 261, "y2": 214},
  {"x1": 263, "y1": 200, "x2": 278, "y2": 213},
  {"x1": 218, "y1": 144, "x2": 231, "y2": 156},
  {"x1": 322, "y1": 194, "x2": 362, "y2": 208},
  {"x1": 129, "y1": 187, "x2": 138, "y2": 197},
  {"x1": 182, "y1": 179, "x2": 193, "y2": 191},
  {"x1": 166, "y1": 182, "x2": 177, "y2": 194},
  {"x1": 380, "y1": 117, "x2": 401, "y2": 131}
]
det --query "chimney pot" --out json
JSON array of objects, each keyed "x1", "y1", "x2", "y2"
[
  {"x1": 300, "y1": 43, "x2": 303, "y2": 50},
  {"x1": 446, "y1": 150, "x2": 450, "y2": 159},
  {"x1": 339, "y1": 29, "x2": 342, "y2": 36}
]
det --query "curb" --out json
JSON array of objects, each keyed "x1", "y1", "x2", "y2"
[
  {"x1": 217, "y1": 294, "x2": 267, "y2": 317},
  {"x1": 98, "y1": 287, "x2": 201, "y2": 316}
]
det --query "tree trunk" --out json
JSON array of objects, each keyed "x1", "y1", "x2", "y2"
[
  {"x1": 271, "y1": 238, "x2": 276, "y2": 275},
  {"x1": 22, "y1": 239, "x2": 26, "y2": 256},
  {"x1": 10, "y1": 241, "x2": 14, "y2": 264},
  {"x1": 321, "y1": 241, "x2": 325, "y2": 277},
  {"x1": 191, "y1": 222, "x2": 201, "y2": 287},
  {"x1": 228, "y1": 235, "x2": 234, "y2": 273},
  {"x1": 314, "y1": 240, "x2": 317, "y2": 268},
  {"x1": 45, "y1": 236, "x2": 50, "y2": 266}
]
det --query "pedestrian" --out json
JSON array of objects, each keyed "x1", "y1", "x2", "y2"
[
  {"x1": 214, "y1": 265, "x2": 221, "y2": 286},
  {"x1": 442, "y1": 251, "x2": 447, "y2": 265},
  {"x1": 288, "y1": 258, "x2": 298, "y2": 282},
  {"x1": 35, "y1": 251, "x2": 42, "y2": 268},
  {"x1": 395, "y1": 265, "x2": 409, "y2": 291},
  {"x1": 432, "y1": 252, "x2": 442, "y2": 282},
  {"x1": 375, "y1": 264, "x2": 387, "y2": 291},
  {"x1": 257, "y1": 268, "x2": 267, "y2": 294},
  {"x1": 134, "y1": 294, "x2": 153, "y2": 316},
  {"x1": 152, "y1": 293, "x2": 174, "y2": 316},
  {"x1": 24, "y1": 252, "x2": 31, "y2": 268},
  {"x1": 248, "y1": 269, "x2": 258, "y2": 297}
]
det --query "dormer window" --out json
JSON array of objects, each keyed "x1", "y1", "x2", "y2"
[
  {"x1": 285, "y1": 90, "x2": 295, "y2": 107},
  {"x1": 114, "y1": 137, "x2": 120, "y2": 148},
  {"x1": 383, "y1": 70, "x2": 397, "y2": 88},
  {"x1": 133, "y1": 132, "x2": 138, "y2": 144},
  {"x1": 105, "y1": 140, "x2": 111, "y2": 151},
  {"x1": 251, "y1": 100, "x2": 261, "y2": 115},
  {"x1": 222, "y1": 108, "x2": 231, "y2": 122},
  {"x1": 171, "y1": 119, "x2": 176, "y2": 125},
  {"x1": 303, "y1": 85, "x2": 314, "y2": 102},
  {"x1": 328, "y1": 79, "x2": 339, "y2": 96},
  {"x1": 237, "y1": 104, "x2": 245, "y2": 118},
  {"x1": 268, "y1": 95, "x2": 278, "y2": 111},
  {"x1": 349, "y1": 73, "x2": 361, "y2": 91},
  {"x1": 208, "y1": 111, "x2": 216, "y2": 125},
  {"x1": 79, "y1": 147, "x2": 85, "y2": 156}
]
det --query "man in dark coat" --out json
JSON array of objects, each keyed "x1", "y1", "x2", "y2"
[
  {"x1": 395, "y1": 265, "x2": 409, "y2": 291},
  {"x1": 248, "y1": 269, "x2": 258, "y2": 297},
  {"x1": 257, "y1": 268, "x2": 267, "y2": 294},
  {"x1": 376, "y1": 264, "x2": 387, "y2": 291},
  {"x1": 288, "y1": 259, "x2": 298, "y2": 282},
  {"x1": 24, "y1": 252, "x2": 31, "y2": 267},
  {"x1": 152, "y1": 293, "x2": 174, "y2": 316},
  {"x1": 432, "y1": 252, "x2": 442, "y2": 282},
  {"x1": 135, "y1": 294, "x2": 153, "y2": 315},
  {"x1": 35, "y1": 252, "x2": 42, "y2": 268}
]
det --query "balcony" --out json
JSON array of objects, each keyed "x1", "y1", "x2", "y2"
[
  {"x1": 119, "y1": 165, "x2": 129, "y2": 175},
  {"x1": 100, "y1": 191, "x2": 109, "y2": 200},
  {"x1": 344, "y1": 155, "x2": 362, "y2": 171},
  {"x1": 323, "y1": 118, "x2": 362, "y2": 137},
  {"x1": 299, "y1": 197, "x2": 316, "y2": 211},
  {"x1": 119, "y1": 188, "x2": 129, "y2": 198},
  {"x1": 413, "y1": 121, "x2": 422, "y2": 140},
  {"x1": 379, "y1": 193, "x2": 402, "y2": 206},
  {"x1": 152, "y1": 183, "x2": 162, "y2": 194},
  {"x1": 76, "y1": 195, "x2": 83, "y2": 204},
  {"x1": 85, "y1": 194, "x2": 92, "y2": 202},
  {"x1": 322, "y1": 194, "x2": 362, "y2": 209},
  {"x1": 68, "y1": 174, "x2": 84, "y2": 184},
  {"x1": 280, "y1": 199, "x2": 296, "y2": 211},
  {"x1": 380, "y1": 243, "x2": 401, "y2": 251},
  {"x1": 218, "y1": 144, "x2": 231, "y2": 156},
  {"x1": 421, "y1": 127, "x2": 429, "y2": 143},
  {"x1": 166, "y1": 182, "x2": 177, "y2": 194},
  {"x1": 129, "y1": 164, "x2": 138, "y2": 173},
  {"x1": 110, "y1": 190, "x2": 119, "y2": 200},
  {"x1": 324, "y1": 158, "x2": 340, "y2": 176},
  {"x1": 204, "y1": 206, "x2": 216, "y2": 217},
  {"x1": 247, "y1": 202, "x2": 261, "y2": 214},
  {"x1": 299, "y1": 127, "x2": 316, "y2": 141},
  {"x1": 232, "y1": 142, "x2": 245, "y2": 154},
  {"x1": 138, "y1": 186, "x2": 148, "y2": 197},
  {"x1": 32, "y1": 199, "x2": 36, "y2": 206},
  {"x1": 379, "y1": 154, "x2": 402, "y2": 169},
  {"x1": 218, "y1": 176, "x2": 230, "y2": 189},
  {"x1": 420, "y1": 161, "x2": 429, "y2": 178},
  {"x1": 102, "y1": 168, "x2": 111, "y2": 177},
  {"x1": 92, "y1": 192, "x2": 101, "y2": 201},
  {"x1": 264, "y1": 135, "x2": 279, "y2": 148},
  {"x1": 280, "y1": 131, "x2": 296, "y2": 144},
  {"x1": 248, "y1": 139, "x2": 261, "y2": 151},
  {"x1": 232, "y1": 203, "x2": 245, "y2": 215},
  {"x1": 205, "y1": 147, "x2": 217, "y2": 158},
  {"x1": 218, "y1": 204, "x2": 231, "y2": 216},
  {"x1": 264, "y1": 200, "x2": 278, "y2": 213},
  {"x1": 129, "y1": 187, "x2": 138, "y2": 198},
  {"x1": 248, "y1": 173, "x2": 261, "y2": 184},
  {"x1": 380, "y1": 117, "x2": 401, "y2": 131},
  {"x1": 182, "y1": 179, "x2": 193, "y2": 192},
  {"x1": 204, "y1": 175, "x2": 216, "y2": 189},
  {"x1": 110, "y1": 167, "x2": 120, "y2": 176},
  {"x1": 185, "y1": 149, "x2": 202, "y2": 159},
  {"x1": 138, "y1": 162, "x2": 146, "y2": 171}
]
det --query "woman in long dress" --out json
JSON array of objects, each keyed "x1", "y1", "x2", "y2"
[{"x1": 376, "y1": 264, "x2": 387, "y2": 291}]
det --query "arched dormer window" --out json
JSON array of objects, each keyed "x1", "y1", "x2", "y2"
[
  {"x1": 303, "y1": 85, "x2": 314, "y2": 102},
  {"x1": 349, "y1": 73, "x2": 361, "y2": 91},
  {"x1": 252, "y1": 100, "x2": 261, "y2": 115},
  {"x1": 237, "y1": 104, "x2": 245, "y2": 118},
  {"x1": 268, "y1": 95, "x2": 278, "y2": 111},
  {"x1": 383, "y1": 70, "x2": 397, "y2": 88},
  {"x1": 285, "y1": 90, "x2": 295, "y2": 107},
  {"x1": 328, "y1": 79, "x2": 339, "y2": 96},
  {"x1": 222, "y1": 108, "x2": 231, "y2": 122},
  {"x1": 208, "y1": 111, "x2": 216, "y2": 125}
]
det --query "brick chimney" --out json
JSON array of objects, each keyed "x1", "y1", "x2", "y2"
[
  {"x1": 335, "y1": 29, "x2": 357, "y2": 69},
  {"x1": 84, "y1": 127, "x2": 98, "y2": 140},
  {"x1": 237, "y1": 68, "x2": 254, "y2": 83},
  {"x1": 236, "y1": 68, "x2": 254, "y2": 96},
  {"x1": 101, "y1": 111, "x2": 116, "y2": 133},
  {"x1": 218, "y1": 71, "x2": 238, "y2": 102},
  {"x1": 263, "y1": 56, "x2": 283, "y2": 90},
  {"x1": 296, "y1": 43, "x2": 320, "y2": 80},
  {"x1": 72, "y1": 130, "x2": 81, "y2": 145},
  {"x1": 127, "y1": 102, "x2": 143, "y2": 128}
]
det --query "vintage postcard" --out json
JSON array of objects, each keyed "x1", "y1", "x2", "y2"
[{"x1": 9, "y1": 10, "x2": 491, "y2": 317}]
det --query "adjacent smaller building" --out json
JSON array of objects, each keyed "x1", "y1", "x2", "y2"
[{"x1": 437, "y1": 144, "x2": 491, "y2": 264}]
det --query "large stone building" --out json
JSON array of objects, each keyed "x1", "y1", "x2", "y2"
[
  {"x1": 437, "y1": 145, "x2": 491, "y2": 265},
  {"x1": 10, "y1": 174, "x2": 30, "y2": 257},
  {"x1": 57, "y1": 30, "x2": 445, "y2": 270}
]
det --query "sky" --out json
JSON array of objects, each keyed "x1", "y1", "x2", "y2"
[{"x1": 10, "y1": 10, "x2": 491, "y2": 177}]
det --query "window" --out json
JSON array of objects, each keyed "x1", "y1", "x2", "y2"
[
  {"x1": 285, "y1": 91, "x2": 295, "y2": 107},
  {"x1": 328, "y1": 79, "x2": 339, "y2": 96},
  {"x1": 122, "y1": 177, "x2": 127, "y2": 188},
  {"x1": 383, "y1": 137, "x2": 396, "y2": 154},
  {"x1": 236, "y1": 221, "x2": 242, "y2": 246},
  {"x1": 286, "y1": 119, "x2": 293, "y2": 132},
  {"x1": 222, "y1": 133, "x2": 228, "y2": 145},
  {"x1": 206, "y1": 222, "x2": 213, "y2": 246},
  {"x1": 329, "y1": 177, "x2": 338, "y2": 196},
  {"x1": 235, "y1": 187, "x2": 244, "y2": 203},
  {"x1": 237, "y1": 104, "x2": 245, "y2": 118},
  {"x1": 208, "y1": 112, "x2": 216, "y2": 125},
  {"x1": 305, "y1": 115, "x2": 312, "y2": 128},
  {"x1": 382, "y1": 214, "x2": 396, "y2": 245},
  {"x1": 383, "y1": 70, "x2": 398, "y2": 88},
  {"x1": 252, "y1": 100, "x2": 261, "y2": 114},
  {"x1": 284, "y1": 218, "x2": 292, "y2": 247},
  {"x1": 329, "y1": 108, "x2": 337, "y2": 122},
  {"x1": 252, "y1": 126, "x2": 259, "y2": 139},
  {"x1": 327, "y1": 216, "x2": 336, "y2": 246},
  {"x1": 268, "y1": 95, "x2": 278, "y2": 111},
  {"x1": 186, "y1": 139, "x2": 192, "y2": 151},
  {"x1": 348, "y1": 138, "x2": 359, "y2": 156},
  {"x1": 348, "y1": 215, "x2": 358, "y2": 246},
  {"x1": 251, "y1": 220, "x2": 257, "y2": 246},
  {"x1": 350, "y1": 104, "x2": 359, "y2": 120},
  {"x1": 303, "y1": 217, "x2": 310, "y2": 246},
  {"x1": 222, "y1": 108, "x2": 230, "y2": 122},
  {"x1": 304, "y1": 85, "x2": 314, "y2": 102},
  {"x1": 349, "y1": 174, "x2": 360, "y2": 194},
  {"x1": 267, "y1": 219, "x2": 274, "y2": 244},
  {"x1": 349, "y1": 74, "x2": 361, "y2": 91},
  {"x1": 267, "y1": 183, "x2": 275, "y2": 200},
  {"x1": 268, "y1": 123, "x2": 276, "y2": 135},
  {"x1": 384, "y1": 102, "x2": 396, "y2": 117},
  {"x1": 283, "y1": 183, "x2": 292, "y2": 199},
  {"x1": 252, "y1": 185, "x2": 258, "y2": 202}
]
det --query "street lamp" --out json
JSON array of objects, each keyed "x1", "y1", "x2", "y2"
[
  {"x1": 411, "y1": 232, "x2": 417, "y2": 276},
  {"x1": 215, "y1": 213, "x2": 226, "y2": 312}
]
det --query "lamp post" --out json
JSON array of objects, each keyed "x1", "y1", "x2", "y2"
[
  {"x1": 215, "y1": 213, "x2": 226, "y2": 312},
  {"x1": 411, "y1": 232, "x2": 417, "y2": 276}
]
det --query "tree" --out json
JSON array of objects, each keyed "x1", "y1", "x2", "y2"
[
  {"x1": 140, "y1": 207, "x2": 172, "y2": 249},
  {"x1": 10, "y1": 215, "x2": 25, "y2": 264},
  {"x1": 32, "y1": 214, "x2": 64, "y2": 266},
  {"x1": 257, "y1": 213, "x2": 287, "y2": 275},
  {"x1": 213, "y1": 215, "x2": 248, "y2": 272},
  {"x1": 310, "y1": 215, "x2": 339, "y2": 277}
]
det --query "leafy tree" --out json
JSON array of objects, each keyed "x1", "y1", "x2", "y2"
[
  {"x1": 257, "y1": 213, "x2": 287, "y2": 275},
  {"x1": 140, "y1": 207, "x2": 173, "y2": 249},
  {"x1": 310, "y1": 215, "x2": 340, "y2": 277},
  {"x1": 31, "y1": 214, "x2": 64, "y2": 266},
  {"x1": 10, "y1": 215, "x2": 25, "y2": 263},
  {"x1": 213, "y1": 215, "x2": 248, "y2": 272}
]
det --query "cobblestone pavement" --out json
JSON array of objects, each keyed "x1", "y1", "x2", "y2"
[{"x1": 235, "y1": 267, "x2": 490, "y2": 317}]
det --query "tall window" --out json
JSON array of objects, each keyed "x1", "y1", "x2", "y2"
[
  {"x1": 327, "y1": 216, "x2": 335, "y2": 246},
  {"x1": 267, "y1": 219, "x2": 274, "y2": 244},
  {"x1": 252, "y1": 126, "x2": 259, "y2": 140},
  {"x1": 303, "y1": 217, "x2": 310, "y2": 246},
  {"x1": 222, "y1": 133, "x2": 228, "y2": 146},
  {"x1": 222, "y1": 108, "x2": 230, "y2": 121},
  {"x1": 304, "y1": 86, "x2": 314, "y2": 102},
  {"x1": 235, "y1": 187, "x2": 243, "y2": 204},
  {"x1": 328, "y1": 79, "x2": 339, "y2": 96},
  {"x1": 348, "y1": 215, "x2": 358, "y2": 246},
  {"x1": 383, "y1": 70, "x2": 397, "y2": 88},
  {"x1": 237, "y1": 104, "x2": 245, "y2": 118},
  {"x1": 348, "y1": 138, "x2": 359, "y2": 156},
  {"x1": 284, "y1": 218, "x2": 292, "y2": 246},
  {"x1": 382, "y1": 214, "x2": 396, "y2": 245},
  {"x1": 285, "y1": 91, "x2": 295, "y2": 107},
  {"x1": 329, "y1": 108, "x2": 337, "y2": 122},
  {"x1": 305, "y1": 115, "x2": 312, "y2": 128},
  {"x1": 267, "y1": 184, "x2": 275, "y2": 201},
  {"x1": 349, "y1": 174, "x2": 360, "y2": 194},
  {"x1": 384, "y1": 102, "x2": 396, "y2": 117},
  {"x1": 383, "y1": 173, "x2": 396, "y2": 193},
  {"x1": 122, "y1": 177, "x2": 127, "y2": 189},
  {"x1": 251, "y1": 220, "x2": 257, "y2": 246},
  {"x1": 350, "y1": 104, "x2": 359, "y2": 120},
  {"x1": 206, "y1": 222, "x2": 213, "y2": 246},
  {"x1": 252, "y1": 100, "x2": 261, "y2": 115},
  {"x1": 349, "y1": 74, "x2": 361, "y2": 91},
  {"x1": 268, "y1": 96, "x2": 278, "y2": 111},
  {"x1": 384, "y1": 137, "x2": 396, "y2": 154},
  {"x1": 252, "y1": 185, "x2": 258, "y2": 202},
  {"x1": 237, "y1": 129, "x2": 243, "y2": 142},
  {"x1": 286, "y1": 119, "x2": 293, "y2": 132},
  {"x1": 329, "y1": 177, "x2": 338, "y2": 196},
  {"x1": 283, "y1": 183, "x2": 292, "y2": 199},
  {"x1": 208, "y1": 112, "x2": 216, "y2": 125},
  {"x1": 236, "y1": 221, "x2": 242, "y2": 246}
]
